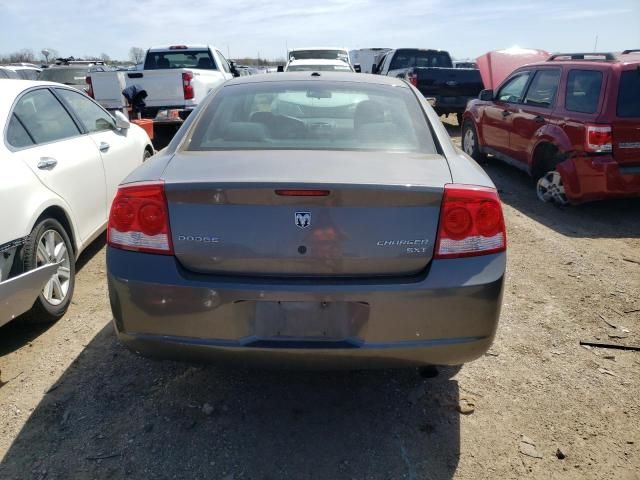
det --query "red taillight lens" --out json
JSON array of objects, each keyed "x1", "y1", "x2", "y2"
[
  {"x1": 435, "y1": 184, "x2": 506, "y2": 259},
  {"x1": 107, "y1": 182, "x2": 173, "y2": 255},
  {"x1": 585, "y1": 125, "x2": 612, "y2": 153},
  {"x1": 406, "y1": 71, "x2": 418, "y2": 87},
  {"x1": 85, "y1": 75, "x2": 94, "y2": 98},
  {"x1": 182, "y1": 71, "x2": 194, "y2": 100}
]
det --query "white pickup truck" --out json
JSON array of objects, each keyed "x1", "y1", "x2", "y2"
[{"x1": 87, "y1": 45, "x2": 237, "y2": 120}]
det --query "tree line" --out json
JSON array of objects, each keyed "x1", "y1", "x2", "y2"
[{"x1": 2, "y1": 46, "x2": 285, "y2": 66}]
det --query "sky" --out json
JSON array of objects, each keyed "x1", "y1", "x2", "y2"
[{"x1": 1, "y1": 0, "x2": 639, "y2": 61}]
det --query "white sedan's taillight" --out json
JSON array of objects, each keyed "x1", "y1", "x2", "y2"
[
  {"x1": 107, "y1": 182, "x2": 173, "y2": 255},
  {"x1": 434, "y1": 184, "x2": 506, "y2": 259}
]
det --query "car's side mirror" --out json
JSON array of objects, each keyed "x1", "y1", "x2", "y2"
[
  {"x1": 277, "y1": 65, "x2": 284, "y2": 73},
  {"x1": 479, "y1": 89, "x2": 494, "y2": 101},
  {"x1": 371, "y1": 64, "x2": 378, "y2": 74},
  {"x1": 114, "y1": 110, "x2": 130, "y2": 129},
  {"x1": 353, "y1": 64, "x2": 361, "y2": 73}
]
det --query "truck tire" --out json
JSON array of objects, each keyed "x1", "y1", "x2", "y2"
[
  {"x1": 461, "y1": 120, "x2": 486, "y2": 162},
  {"x1": 20, "y1": 218, "x2": 76, "y2": 323}
]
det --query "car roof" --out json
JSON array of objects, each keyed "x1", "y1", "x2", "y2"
[
  {"x1": 289, "y1": 47, "x2": 349, "y2": 51},
  {"x1": 224, "y1": 72, "x2": 409, "y2": 87},
  {"x1": 288, "y1": 59, "x2": 351, "y2": 66},
  {"x1": 148, "y1": 45, "x2": 212, "y2": 51},
  {"x1": 521, "y1": 54, "x2": 640, "y2": 70},
  {"x1": 45, "y1": 64, "x2": 91, "y2": 69},
  {"x1": 4, "y1": 65, "x2": 41, "y2": 71},
  {"x1": 0, "y1": 80, "x2": 71, "y2": 113}
]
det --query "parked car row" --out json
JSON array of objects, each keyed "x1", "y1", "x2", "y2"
[{"x1": 1, "y1": 43, "x2": 638, "y2": 373}]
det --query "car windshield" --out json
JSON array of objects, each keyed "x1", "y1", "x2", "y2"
[
  {"x1": 144, "y1": 50, "x2": 217, "y2": 70},
  {"x1": 617, "y1": 70, "x2": 640, "y2": 118},
  {"x1": 287, "y1": 64, "x2": 352, "y2": 72},
  {"x1": 186, "y1": 81, "x2": 436, "y2": 153},
  {"x1": 38, "y1": 67, "x2": 88, "y2": 85}
]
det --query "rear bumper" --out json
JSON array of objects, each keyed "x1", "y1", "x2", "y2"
[
  {"x1": 559, "y1": 155, "x2": 640, "y2": 203},
  {"x1": 0, "y1": 263, "x2": 58, "y2": 327},
  {"x1": 107, "y1": 248, "x2": 505, "y2": 368}
]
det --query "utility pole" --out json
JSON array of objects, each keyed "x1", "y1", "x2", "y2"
[
  {"x1": 227, "y1": 44, "x2": 230, "y2": 59},
  {"x1": 593, "y1": 35, "x2": 598, "y2": 52}
]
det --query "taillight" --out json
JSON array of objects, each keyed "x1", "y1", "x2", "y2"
[
  {"x1": 85, "y1": 75, "x2": 94, "y2": 98},
  {"x1": 107, "y1": 182, "x2": 173, "y2": 255},
  {"x1": 435, "y1": 184, "x2": 506, "y2": 259},
  {"x1": 585, "y1": 125, "x2": 612, "y2": 153},
  {"x1": 182, "y1": 71, "x2": 194, "y2": 100},
  {"x1": 406, "y1": 71, "x2": 418, "y2": 87}
]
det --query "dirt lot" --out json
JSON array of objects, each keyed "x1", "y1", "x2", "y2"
[{"x1": 1, "y1": 118, "x2": 639, "y2": 480}]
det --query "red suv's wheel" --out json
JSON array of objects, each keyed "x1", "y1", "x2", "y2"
[
  {"x1": 462, "y1": 121, "x2": 485, "y2": 162},
  {"x1": 536, "y1": 171, "x2": 568, "y2": 205}
]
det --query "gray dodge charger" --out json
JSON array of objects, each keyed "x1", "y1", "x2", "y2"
[{"x1": 107, "y1": 72, "x2": 506, "y2": 368}]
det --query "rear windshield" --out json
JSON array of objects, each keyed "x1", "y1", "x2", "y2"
[
  {"x1": 617, "y1": 70, "x2": 640, "y2": 118},
  {"x1": 565, "y1": 70, "x2": 602, "y2": 114},
  {"x1": 287, "y1": 64, "x2": 352, "y2": 72},
  {"x1": 389, "y1": 50, "x2": 452, "y2": 70},
  {"x1": 38, "y1": 67, "x2": 88, "y2": 86},
  {"x1": 290, "y1": 50, "x2": 349, "y2": 62},
  {"x1": 187, "y1": 81, "x2": 436, "y2": 153},
  {"x1": 144, "y1": 50, "x2": 217, "y2": 70}
]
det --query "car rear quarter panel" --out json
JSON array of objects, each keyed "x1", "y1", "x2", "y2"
[{"x1": 0, "y1": 154, "x2": 78, "y2": 249}]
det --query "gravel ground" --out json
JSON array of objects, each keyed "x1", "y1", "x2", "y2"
[{"x1": 1, "y1": 117, "x2": 639, "y2": 480}]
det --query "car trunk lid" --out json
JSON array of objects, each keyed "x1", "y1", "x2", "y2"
[{"x1": 162, "y1": 150, "x2": 451, "y2": 277}]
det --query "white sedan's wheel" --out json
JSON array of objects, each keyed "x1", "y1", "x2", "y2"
[
  {"x1": 36, "y1": 229, "x2": 72, "y2": 306},
  {"x1": 536, "y1": 171, "x2": 568, "y2": 205},
  {"x1": 21, "y1": 218, "x2": 76, "y2": 323}
]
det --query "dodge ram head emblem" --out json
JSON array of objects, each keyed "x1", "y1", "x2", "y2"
[{"x1": 295, "y1": 212, "x2": 311, "y2": 229}]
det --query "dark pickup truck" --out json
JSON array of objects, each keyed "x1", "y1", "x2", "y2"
[{"x1": 373, "y1": 48, "x2": 483, "y2": 124}]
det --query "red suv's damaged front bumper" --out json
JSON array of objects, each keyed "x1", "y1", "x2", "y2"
[{"x1": 558, "y1": 155, "x2": 640, "y2": 204}]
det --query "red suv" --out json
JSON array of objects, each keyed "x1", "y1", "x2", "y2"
[{"x1": 461, "y1": 51, "x2": 640, "y2": 204}]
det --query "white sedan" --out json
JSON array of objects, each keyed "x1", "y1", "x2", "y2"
[{"x1": 0, "y1": 80, "x2": 153, "y2": 327}]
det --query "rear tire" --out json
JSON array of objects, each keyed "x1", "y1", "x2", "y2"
[
  {"x1": 461, "y1": 120, "x2": 486, "y2": 162},
  {"x1": 533, "y1": 145, "x2": 569, "y2": 206},
  {"x1": 536, "y1": 170, "x2": 568, "y2": 206},
  {"x1": 20, "y1": 218, "x2": 76, "y2": 324}
]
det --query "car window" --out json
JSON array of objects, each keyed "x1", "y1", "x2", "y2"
[
  {"x1": 216, "y1": 51, "x2": 231, "y2": 73},
  {"x1": 16, "y1": 69, "x2": 40, "y2": 80},
  {"x1": 55, "y1": 88, "x2": 116, "y2": 133},
  {"x1": 144, "y1": 50, "x2": 217, "y2": 70},
  {"x1": 187, "y1": 81, "x2": 436, "y2": 153},
  {"x1": 287, "y1": 64, "x2": 353, "y2": 72},
  {"x1": 6, "y1": 114, "x2": 34, "y2": 148},
  {"x1": 38, "y1": 67, "x2": 89, "y2": 86},
  {"x1": 496, "y1": 72, "x2": 531, "y2": 103},
  {"x1": 0, "y1": 68, "x2": 19, "y2": 79},
  {"x1": 565, "y1": 70, "x2": 603, "y2": 114},
  {"x1": 389, "y1": 50, "x2": 451, "y2": 70},
  {"x1": 11, "y1": 89, "x2": 80, "y2": 146},
  {"x1": 616, "y1": 70, "x2": 640, "y2": 118},
  {"x1": 523, "y1": 69, "x2": 561, "y2": 108}
]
